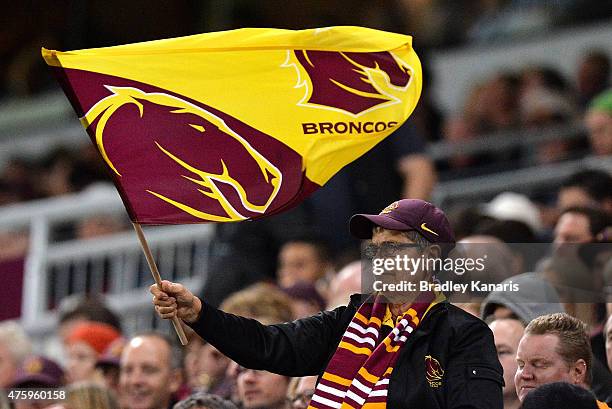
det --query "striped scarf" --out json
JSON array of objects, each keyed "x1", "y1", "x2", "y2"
[{"x1": 308, "y1": 292, "x2": 437, "y2": 409}]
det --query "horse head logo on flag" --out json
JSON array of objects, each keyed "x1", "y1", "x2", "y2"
[
  {"x1": 81, "y1": 86, "x2": 283, "y2": 222},
  {"x1": 287, "y1": 50, "x2": 414, "y2": 116}
]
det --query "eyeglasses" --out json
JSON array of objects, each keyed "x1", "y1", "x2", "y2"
[
  {"x1": 288, "y1": 390, "x2": 315, "y2": 408},
  {"x1": 363, "y1": 242, "x2": 422, "y2": 259}
]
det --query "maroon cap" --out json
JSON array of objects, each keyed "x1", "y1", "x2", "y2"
[
  {"x1": 12, "y1": 355, "x2": 65, "y2": 388},
  {"x1": 349, "y1": 199, "x2": 455, "y2": 246}
]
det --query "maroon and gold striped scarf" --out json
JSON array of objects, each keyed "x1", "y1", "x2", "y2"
[{"x1": 308, "y1": 292, "x2": 439, "y2": 409}]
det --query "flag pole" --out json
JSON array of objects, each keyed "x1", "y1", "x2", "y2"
[{"x1": 132, "y1": 223, "x2": 189, "y2": 345}]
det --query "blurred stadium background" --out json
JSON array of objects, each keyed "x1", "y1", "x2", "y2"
[{"x1": 1, "y1": 1, "x2": 611, "y2": 353}]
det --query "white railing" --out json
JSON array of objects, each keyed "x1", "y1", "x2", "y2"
[
  {"x1": 427, "y1": 121, "x2": 586, "y2": 162},
  {"x1": 432, "y1": 155, "x2": 612, "y2": 207},
  {"x1": 431, "y1": 18, "x2": 612, "y2": 114},
  {"x1": 0, "y1": 184, "x2": 214, "y2": 345}
]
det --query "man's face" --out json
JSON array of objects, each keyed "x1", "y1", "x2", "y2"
[
  {"x1": 585, "y1": 111, "x2": 612, "y2": 156},
  {"x1": 290, "y1": 375, "x2": 317, "y2": 409},
  {"x1": 195, "y1": 343, "x2": 230, "y2": 386},
  {"x1": 120, "y1": 336, "x2": 180, "y2": 409},
  {"x1": 554, "y1": 212, "x2": 593, "y2": 244},
  {"x1": 514, "y1": 333, "x2": 580, "y2": 401},
  {"x1": 277, "y1": 242, "x2": 326, "y2": 287},
  {"x1": 370, "y1": 229, "x2": 430, "y2": 301},
  {"x1": 558, "y1": 187, "x2": 598, "y2": 211},
  {"x1": 237, "y1": 368, "x2": 289, "y2": 409},
  {"x1": 490, "y1": 319, "x2": 524, "y2": 398},
  {"x1": 0, "y1": 342, "x2": 18, "y2": 388},
  {"x1": 605, "y1": 315, "x2": 612, "y2": 372}
]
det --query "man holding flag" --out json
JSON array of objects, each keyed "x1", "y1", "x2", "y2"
[
  {"x1": 44, "y1": 27, "x2": 502, "y2": 406},
  {"x1": 151, "y1": 199, "x2": 504, "y2": 409}
]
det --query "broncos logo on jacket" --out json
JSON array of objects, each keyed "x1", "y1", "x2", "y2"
[{"x1": 425, "y1": 355, "x2": 445, "y2": 387}]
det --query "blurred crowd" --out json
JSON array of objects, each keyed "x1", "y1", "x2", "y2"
[{"x1": 0, "y1": 162, "x2": 611, "y2": 408}]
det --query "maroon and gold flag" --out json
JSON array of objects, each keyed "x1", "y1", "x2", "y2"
[{"x1": 42, "y1": 27, "x2": 422, "y2": 224}]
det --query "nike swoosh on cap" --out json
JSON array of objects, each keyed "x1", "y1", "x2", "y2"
[{"x1": 420, "y1": 223, "x2": 439, "y2": 236}]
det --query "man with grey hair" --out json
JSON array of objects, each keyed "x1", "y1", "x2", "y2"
[
  {"x1": 0, "y1": 321, "x2": 32, "y2": 388},
  {"x1": 120, "y1": 332, "x2": 183, "y2": 409}
]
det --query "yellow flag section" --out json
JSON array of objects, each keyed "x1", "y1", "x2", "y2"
[{"x1": 42, "y1": 26, "x2": 422, "y2": 187}]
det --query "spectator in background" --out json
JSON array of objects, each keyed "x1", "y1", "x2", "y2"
[
  {"x1": 465, "y1": 73, "x2": 521, "y2": 133},
  {"x1": 64, "y1": 382, "x2": 120, "y2": 409},
  {"x1": 57, "y1": 295, "x2": 122, "y2": 345},
  {"x1": 201, "y1": 204, "x2": 312, "y2": 307},
  {"x1": 577, "y1": 51, "x2": 610, "y2": 108},
  {"x1": 447, "y1": 206, "x2": 494, "y2": 241},
  {"x1": 48, "y1": 294, "x2": 122, "y2": 368},
  {"x1": 286, "y1": 375, "x2": 317, "y2": 409},
  {"x1": 219, "y1": 283, "x2": 293, "y2": 409},
  {"x1": 38, "y1": 148, "x2": 78, "y2": 198},
  {"x1": 558, "y1": 170, "x2": 612, "y2": 212},
  {"x1": 585, "y1": 89, "x2": 612, "y2": 157},
  {"x1": 0, "y1": 321, "x2": 32, "y2": 388},
  {"x1": 553, "y1": 206, "x2": 610, "y2": 244},
  {"x1": 119, "y1": 333, "x2": 183, "y2": 409},
  {"x1": 95, "y1": 338, "x2": 126, "y2": 407},
  {"x1": 518, "y1": 65, "x2": 579, "y2": 164},
  {"x1": 452, "y1": 236, "x2": 522, "y2": 317},
  {"x1": 65, "y1": 322, "x2": 121, "y2": 384},
  {"x1": 520, "y1": 382, "x2": 600, "y2": 409},
  {"x1": 190, "y1": 341, "x2": 230, "y2": 396},
  {"x1": 0, "y1": 157, "x2": 38, "y2": 203},
  {"x1": 172, "y1": 392, "x2": 238, "y2": 409},
  {"x1": 540, "y1": 255, "x2": 600, "y2": 329},
  {"x1": 281, "y1": 282, "x2": 326, "y2": 319},
  {"x1": 481, "y1": 272, "x2": 564, "y2": 324},
  {"x1": 276, "y1": 237, "x2": 333, "y2": 289},
  {"x1": 325, "y1": 260, "x2": 361, "y2": 309},
  {"x1": 208, "y1": 283, "x2": 294, "y2": 403},
  {"x1": 522, "y1": 87, "x2": 578, "y2": 163},
  {"x1": 11, "y1": 355, "x2": 66, "y2": 409},
  {"x1": 440, "y1": 114, "x2": 483, "y2": 170},
  {"x1": 219, "y1": 282, "x2": 293, "y2": 323},
  {"x1": 235, "y1": 365, "x2": 290, "y2": 409},
  {"x1": 514, "y1": 313, "x2": 611, "y2": 407},
  {"x1": 489, "y1": 318, "x2": 524, "y2": 409}
]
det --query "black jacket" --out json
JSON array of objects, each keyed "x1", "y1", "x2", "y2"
[{"x1": 190, "y1": 295, "x2": 504, "y2": 409}]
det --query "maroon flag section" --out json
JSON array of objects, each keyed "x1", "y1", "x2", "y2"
[
  {"x1": 52, "y1": 68, "x2": 316, "y2": 224},
  {"x1": 294, "y1": 50, "x2": 412, "y2": 115}
]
